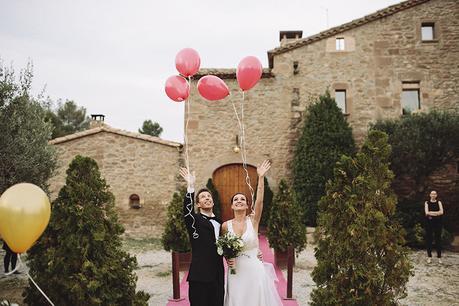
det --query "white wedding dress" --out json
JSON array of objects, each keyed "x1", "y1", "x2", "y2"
[{"x1": 224, "y1": 217, "x2": 283, "y2": 306}]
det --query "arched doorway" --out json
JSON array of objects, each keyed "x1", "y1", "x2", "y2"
[{"x1": 212, "y1": 164, "x2": 258, "y2": 222}]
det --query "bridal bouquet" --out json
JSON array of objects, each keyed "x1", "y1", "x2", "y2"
[{"x1": 216, "y1": 232, "x2": 244, "y2": 274}]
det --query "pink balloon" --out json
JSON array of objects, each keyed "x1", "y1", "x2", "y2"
[
  {"x1": 236, "y1": 56, "x2": 263, "y2": 91},
  {"x1": 165, "y1": 75, "x2": 190, "y2": 102},
  {"x1": 197, "y1": 75, "x2": 230, "y2": 101},
  {"x1": 175, "y1": 48, "x2": 201, "y2": 77}
]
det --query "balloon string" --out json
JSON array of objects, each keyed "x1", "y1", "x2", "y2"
[
  {"x1": 12, "y1": 255, "x2": 55, "y2": 306},
  {"x1": 184, "y1": 76, "x2": 198, "y2": 239},
  {"x1": 231, "y1": 91, "x2": 255, "y2": 213}
]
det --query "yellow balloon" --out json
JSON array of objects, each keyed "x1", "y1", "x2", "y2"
[{"x1": 0, "y1": 183, "x2": 51, "y2": 253}]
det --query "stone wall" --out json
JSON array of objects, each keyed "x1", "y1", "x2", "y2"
[
  {"x1": 49, "y1": 129, "x2": 182, "y2": 238},
  {"x1": 188, "y1": 0, "x2": 458, "y2": 190},
  {"x1": 272, "y1": 0, "x2": 458, "y2": 142},
  {"x1": 186, "y1": 76, "x2": 290, "y2": 190}
]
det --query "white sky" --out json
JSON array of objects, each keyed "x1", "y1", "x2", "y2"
[{"x1": 0, "y1": 0, "x2": 401, "y2": 142}]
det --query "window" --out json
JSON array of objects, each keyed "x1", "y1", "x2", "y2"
[
  {"x1": 421, "y1": 23, "x2": 435, "y2": 41},
  {"x1": 129, "y1": 194, "x2": 141, "y2": 209},
  {"x1": 401, "y1": 82, "x2": 421, "y2": 114},
  {"x1": 336, "y1": 38, "x2": 345, "y2": 51},
  {"x1": 293, "y1": 61, "x2": 299, "y2": 75},
  {"x1": 335, "y1": 90, "x2": 346, "y2": 113}
]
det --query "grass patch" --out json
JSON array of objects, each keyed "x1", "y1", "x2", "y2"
[
  {"x1": 155, "y1": 271, "x2": 171, "y2": 277},
  {"x1": 122, "y1": 237, "x2": 163, "y2": 252}
]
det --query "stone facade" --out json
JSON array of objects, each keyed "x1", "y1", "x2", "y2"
[
  {"x1": 188, "y1": 0, "x2": 458, "y2": 190},
  {"x1": 48, "y1": 0, "x2": 458, "y2": 235},
  {"x1": 49, "y1": 124, "x2": 182, "y2": 237}
]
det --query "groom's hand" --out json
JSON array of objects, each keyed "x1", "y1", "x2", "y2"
[
  {"x1": 179, "y1": 167, "x2": 196, "y2": 189},
  {"x1": 257, "y1": 250, "x2": 263, "y2": 262},
  {"x1": 226, "y1": 258, "x2": 236, "y2": 268}
]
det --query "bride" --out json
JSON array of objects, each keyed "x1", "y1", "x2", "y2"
[{"x1": 222, "y1": 160, "x2": 282, "y2": 306}]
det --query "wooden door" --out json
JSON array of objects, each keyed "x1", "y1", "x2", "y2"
[{"x1": 213, "y1": 164, "x2": 258, "y2": 222}]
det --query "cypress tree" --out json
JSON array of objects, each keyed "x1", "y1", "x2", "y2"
[
  {"x1": 267, "y1": 179, "x2": 307, "y2": 253},
  {"x1": 162, "y1": 187, "x2": 191, "y2": 252},
  {"x1": 24, "y1": 155, "x2": 149, "y2": 306},
  {"x1": 206, "y1": 178, "x2": 222, "y2": 220},
  {"x1": 293, "y1": 91, "x2": 355, "y2": 226},
  {"x1": 311, "y1": 131, "x2": 412, "y2": 306}
]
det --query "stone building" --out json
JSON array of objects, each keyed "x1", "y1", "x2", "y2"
[
  {"x1": 49, "y1": 116, "x2": 182, "y2": 237},
  {"x1": 49, "y1": 0, "x2": 458, "y2": 232},
  {"x1": 187, "y1": 0, "x2": 458, "y2": 221}
]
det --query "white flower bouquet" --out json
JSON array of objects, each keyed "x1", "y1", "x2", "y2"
[{"x1": 216, "y1": 232, "x2": 244, "y2": 274}]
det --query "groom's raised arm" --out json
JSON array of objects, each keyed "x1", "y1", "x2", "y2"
[
  {"x1": 183, "y1": 188, "x2": 196, "y2": 230},
  {"x1": 179, "y1": 167, "x2": 197, "y2": 232}
]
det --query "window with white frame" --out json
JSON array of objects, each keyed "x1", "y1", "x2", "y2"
[
  {"x1": 421, "y1": 23, "x2": 435, "y2": 41},
  {"x1": 335, "y1": 90, "x2": 346, "y2": 113},
  {"x1": 336, "y1": 38, "x2": 345, "y2": 51}
]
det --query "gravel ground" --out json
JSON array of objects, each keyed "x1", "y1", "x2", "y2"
[
  {"x1": 284, "y1": 245, "x2": 459, "y2": 306},
  {"x1": 134, "y1": 242, "x2": 459, "y2": 306},
  {"x1": 1, "y1": 241, "x2": 458, "y2": 306}
]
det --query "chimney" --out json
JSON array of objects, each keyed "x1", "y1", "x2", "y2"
[
  {"x1": 279, "y1": 31, "x2": 303, "y2": 46},
  {"x1": 90, "y1": 114, "x2": 105, "y2": 129}
]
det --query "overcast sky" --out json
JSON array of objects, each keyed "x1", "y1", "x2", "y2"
[{"x1": 0, "y1": 0, "x2": 401, "y2": 142}]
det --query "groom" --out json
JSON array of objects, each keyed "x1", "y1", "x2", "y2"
[{"x1": 179, "y1": 168, "x2": 224, "y2": 306}]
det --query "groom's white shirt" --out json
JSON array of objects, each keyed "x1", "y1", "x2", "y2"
[
  {"x1": 204, "y1": 215, "x2": 220, "y2": 241},
  {"x1": 187, "y1": 187, "x2": 221, "y2": 241}
]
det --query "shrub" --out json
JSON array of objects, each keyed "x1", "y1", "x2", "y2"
[
  {"x1": 311, "y1": 131, "x2": 412, "y2": 305},
  {"x1": 162, "y1": 187, "x2": 191, "y2": 253},
  {"x1": 24, "y1": 156, "x2": 149, "y2": 306},
  {"x1": 293, "y1": 91, "x2": 355, "y2": 226},
  {"x1": 267, "y1": 179, "x2": 307, "y2": 253},
  {"x1": 371, "y1": 110, "x2": 459, "y2": 238}
]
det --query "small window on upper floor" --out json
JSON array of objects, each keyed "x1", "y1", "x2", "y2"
[
  {"x1": 336, "y1": 38, "x2": 345, "y2": 51},
  {"x1": 421, "y1": 23, "x2": 435, "y2": 41},
  {"x1": 335, "y1": 90, "x2": 346, "y2": 113},
  {"x1": 401, "y1": 82, "x2": 421, "y2": 115}
]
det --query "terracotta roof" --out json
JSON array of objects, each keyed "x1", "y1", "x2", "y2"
[
  {"x1": 194, "y1": 68, "x2": 274, "y2": 79},
  {"x1": 267, "y1": 0, "x2": 431, "y2": 68},
  {"x1": 49, "y1": 124, "x2": 182, "y2": 148}
]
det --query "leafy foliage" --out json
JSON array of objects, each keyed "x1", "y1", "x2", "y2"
[
  {"x1": 371, "y1": 111, "x2": 459, "y2": 238},
  {"x1": 371, "y1": 111, "x2": 458, "y2": 182},
  {"x1": 311, "y1": 131, "x2": 412, "y2": 306},
  {"x1": 293, "y1": 91, "x2": 355, "y2": 226},
  {"x1": 45, "y1": 100, "x2": 90, "y2": 139},
  {"x1": 267, "y1": 179, "x2": 307, "y2": 253},
  {"x1": 0, "y1": 61, "x2": 56, "y2": 194},
  {"x1": 24, "y1": 156, "x2": 149, "y2": 306},
  {"x1": 206, "y1": 178, "x2": 222, "y2": 219},
  {"x1": 138, "y1": 120, "x2": 163, "y2": 137},
  {"x1": 161, "y1": 187, "x2": 191, "y2": 252},
  {"x1": 254, "y1": 177, "x2": 274, "y2": 227}
]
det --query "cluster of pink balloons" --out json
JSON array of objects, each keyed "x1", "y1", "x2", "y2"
[{"x1": 165, "y1": 48, "x2": 263, "y2": 102}]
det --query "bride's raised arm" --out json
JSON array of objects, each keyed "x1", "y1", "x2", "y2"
[{"x1": 252, "y1": 160, "x2": 271, "y2": 227}]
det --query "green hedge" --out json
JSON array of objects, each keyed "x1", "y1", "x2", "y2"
[
  {"x1": 293, "y1": 91, "x2": 355, "y2": 226},
  {"x1": 371, "y1": 110, "x2": 459, "y2": 242},
  {"x1": 162, "y1": 187, "x2": 191, "y2": 253}
]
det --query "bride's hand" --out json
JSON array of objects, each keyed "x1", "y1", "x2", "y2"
[
  {"x1": 226, "y1": 258, "x2": 236, "y2": 269},
  {"x1": 257, "y1": 160, "x2": 271, "y2": 177},
  {"x1": 257, "y1": 250, "x2": 263, "y2": 262}
]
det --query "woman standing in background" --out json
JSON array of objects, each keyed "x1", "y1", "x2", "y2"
[{"x1": 425, "y1": 190, "x2": 444, "y2": 264}]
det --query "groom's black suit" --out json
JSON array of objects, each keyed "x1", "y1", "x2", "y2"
[{"x1": 183, "y1": 191, "x2": 224, "y2": 306}]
